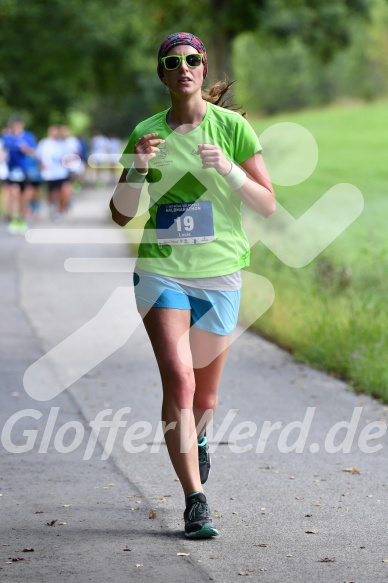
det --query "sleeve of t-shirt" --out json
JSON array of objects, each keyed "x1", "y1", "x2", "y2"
[
  {"x1": 119, "y1": 128, "x2": 140, "y2": 171},
  {"x1": 233, "y1": 115, "x2": 262, "y2": 165}
]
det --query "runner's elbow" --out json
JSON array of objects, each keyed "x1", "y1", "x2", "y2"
[
  {"x1": 263, "y1": 197, "x2": 276, "y2": 218},
  {"x1": 109, "y1": 198, "x2": 131, "y2": 227}
]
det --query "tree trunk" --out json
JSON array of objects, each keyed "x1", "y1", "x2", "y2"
[{"x1": 207, "y1": 0, "x2": 232, "y2": 85}]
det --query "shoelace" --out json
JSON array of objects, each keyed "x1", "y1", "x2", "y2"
[{"x1": 188, "y1": 500, "x2": 211, "y2": 522}]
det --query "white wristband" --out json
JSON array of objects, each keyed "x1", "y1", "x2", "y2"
[
  {"x1": 125, "y1": 163, "x2": 148, "y2": 188},
  {"x1": 224, "y1": 162, "x2": 246, "y2": 190}
]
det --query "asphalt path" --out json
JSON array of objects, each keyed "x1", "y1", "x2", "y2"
[{"x1": 1, "y1": 187, "x2": 388, "y2": 582}]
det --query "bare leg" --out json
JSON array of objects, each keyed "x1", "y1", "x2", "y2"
[
  {"x1": 8, "y1": 183, "x2": 22, "y2": 219},
  {"x1": 139, "y1": 307, "x2": 201, "y2": 495},
  {"x1": 190, "y1": 327, "x2": 231, "y2": 437},
  {"x1": 139, "y1": 307, "x2": 232, "y2": 495},
  {"x1": 59, "y1": 180, "x2": 72, "y2": 213}
]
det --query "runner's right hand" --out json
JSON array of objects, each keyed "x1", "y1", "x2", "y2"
[{"x1": 134, "y1": 133, "x2": 165, "y2": 173}]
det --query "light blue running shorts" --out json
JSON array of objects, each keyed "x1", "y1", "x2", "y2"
[{"x1": 133, "y1": 271, "x2": 241, "y2": 336}]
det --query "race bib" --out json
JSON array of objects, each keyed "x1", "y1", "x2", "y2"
[{"x1": 156, "y1": 201, "x2": 215, "y2": 245}]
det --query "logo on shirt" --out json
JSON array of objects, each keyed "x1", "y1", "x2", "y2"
[{"x1": 153, "y1": 142, "x2": 172, "y2": 167}]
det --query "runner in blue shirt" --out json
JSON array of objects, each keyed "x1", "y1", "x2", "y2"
[{"x1": 3, "y1": 115, "x2": 37, "y2": 234}]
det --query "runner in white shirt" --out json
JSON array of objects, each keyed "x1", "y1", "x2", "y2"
[{"x1": 36, "y1": 125, "x2": 70, "y2": 219}]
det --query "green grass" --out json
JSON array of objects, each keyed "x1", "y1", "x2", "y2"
[{"x1": 240, "y1": 99, "x2": 388, "y2": 401}]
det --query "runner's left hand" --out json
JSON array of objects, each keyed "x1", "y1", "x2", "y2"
[{"x1": 197, "y1": 144, "x2": 232, "y2": 176}]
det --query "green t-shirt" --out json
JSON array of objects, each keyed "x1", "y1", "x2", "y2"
[{"x1": 120, "y1": 102, "x2": 262, "y2": 278}]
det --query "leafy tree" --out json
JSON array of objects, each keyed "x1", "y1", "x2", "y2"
[
  {"x1": 0, "y1": 0, "x2": 149, "y2": 133},
  {"x1": 0, "y1": 0, "x2": 376, "y2": 135},
  {"x1": 146, "y1": 0, "x2": 374, "y2": 82}
]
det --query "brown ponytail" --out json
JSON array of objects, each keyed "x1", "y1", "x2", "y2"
[{"x1": 202, "y1": 79, "x2": 246, "y2": 117}]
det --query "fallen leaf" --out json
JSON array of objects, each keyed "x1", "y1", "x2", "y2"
[
  {"x1": 214, "y1": 514, "x2": 222, "y2": 518},
  {"x1": 318, "y1": 557, "x2": 335, "y2": 562},
  {"x1": 22, "y1": 548, "x2": 34, "y2": 552},
  {"x1": 8, "y1": 558, "x2": 24, "y2": 562},
  {"x1": 149, "y1": 510, "x2": 157, "y2": 519},
  {"x1": 34, "y1": 511, "x2": 44, "y2": 514},
  {"x1": 343, "y1": 468, "x2": 360, "y2": 474},
  {"x1": 46, "y1": 519, "x2": 58, "y2": 526},
  {"x1": 255, "y1": 544, "x2": 269, "y2": 547},
  {"x1": 305, "y1": 529, "x2": 319, "y2": 534},
  {"x1": 313, "y1": 503, "x2": 321, "y2": 507},
  {"x1": 177, "y1": 552, "x2": 190, "y2": 556}
]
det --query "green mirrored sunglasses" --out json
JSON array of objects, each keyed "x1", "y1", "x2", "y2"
[{"x1": 161, "y1": 53, "x2": 204, "y2": 70}]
